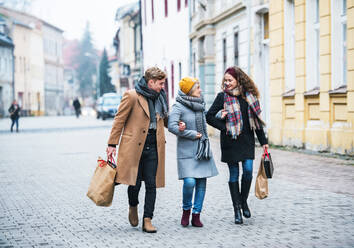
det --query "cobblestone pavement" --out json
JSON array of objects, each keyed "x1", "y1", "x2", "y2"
[{"x1": 0, "y1": 116, "x2": 353, "y2": 248}]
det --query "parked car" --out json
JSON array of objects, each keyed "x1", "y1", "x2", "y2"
[
  {"x1": 81, "y1": 106, "x2": 96, "y2": 117},
  {"x1": 96, "y1": 93, "x2": 121, "y2": 120}
]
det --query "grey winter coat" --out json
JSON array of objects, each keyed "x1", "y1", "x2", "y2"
[{"x1": 168, "y1": 102, "x2": 219, "y2": 180}]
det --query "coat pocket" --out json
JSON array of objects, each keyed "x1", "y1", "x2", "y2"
[{"x1": 177, "y1": 138, "x2": 197, "y2": 159}]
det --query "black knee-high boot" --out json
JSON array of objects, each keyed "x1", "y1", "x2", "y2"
[
  {"x1": 241, "y1": 178, "x2": 252, "y2": 218},
  {"x1": 228, "y1": 182, "x2": 243, "y2": 224}
]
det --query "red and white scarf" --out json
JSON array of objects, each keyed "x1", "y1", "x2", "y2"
[{"x1": 224, "y1": 89, "x2": 265, "y2": 139}]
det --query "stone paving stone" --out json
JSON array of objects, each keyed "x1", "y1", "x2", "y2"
[{"x1": 0, "y1": 117, "x2": 353, "y2": 247}]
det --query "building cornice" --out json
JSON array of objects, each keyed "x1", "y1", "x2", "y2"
[
  {"x1": 189, "y1": 26, "x2": 215, "y2": 40},
  {"x1": 192, "y1": 2, "x2": 246, "y2": 32}
]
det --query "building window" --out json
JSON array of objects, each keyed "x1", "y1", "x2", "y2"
[
  {"x1": 144, "y1": 0, "x2": 147, "y2": 25},
  {"x1": 223, "y1": 38, "x2": 227, "y2": 72},
  {"x1": 165, "y1": 0, "x2": 168, "y2": 17},
  {"x1": 151, "y1": 0, "x2": 154, "y2": 22},
  {"x1": 234, "y1": 32, "x2": 239, "y2": 66},
  {"x1": 185, "y1": 0, "x2": 188, "y2": 7},
  {"x1": 331, "y1": 0, "x2": 347, "y2": 88},
  {"x1": 263, "y1": 12, "x2": 269, "y2": 40},
  {"x1": 306, "y1": 0, "x2": 320, "y2": 90},
  {"x1": 193, "y1": 52, "x2": 196, "y2": 77},
  {"x1": 284, "y1": 0, "x2": 296, "y2": 90},
  {"x1": 342, "y1": 0, "x2": 347, "y2": 85},
  {"x1": 178, "y1": 62, "x2": 182, "y2": 80},
  {"x1": 177, "y1": 0, "x2": 181, "y2": 12}
]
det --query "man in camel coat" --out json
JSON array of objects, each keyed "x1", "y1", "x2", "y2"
[{"x1": 106, "y1": 67, "x2": 169, "y2": 233}]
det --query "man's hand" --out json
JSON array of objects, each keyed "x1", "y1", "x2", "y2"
[
  {"x1": 179, "y1": 121, "x2": 186, "y2": 131},
  {"x1": 106, "y1": 146, "x2": 116, "y2": 158},
  {"x1": 196, "y1": 132, "x2": 202, "y2": 139}
]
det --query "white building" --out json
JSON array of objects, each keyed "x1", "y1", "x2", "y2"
[
  {"x1": 142, "y1": 0, "x2": 189, "y2": 104},
  {"x1": 190, "y1": 0, "x2": 270, "y2": 127},
  {"x1": 114, "y1": 1, "x2": 142, "y2": 94}
]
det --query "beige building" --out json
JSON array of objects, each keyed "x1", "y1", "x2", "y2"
[
  {"x1": 269, "y1": 0, "x2": 353, "y2": 155},
  {"x1": 0, "y1": 6, "x2": 64, "y2": 116},
  {"x1": 0, "y1": 7, "x2": 45, "y2": 116},
  {"x1": 42, "y1": 22, "x2": 64, "y2": 115}
]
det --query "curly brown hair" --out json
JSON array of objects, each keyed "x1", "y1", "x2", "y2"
[{"x1": 222, "y1": 66, "x2": 260, "y2": 98}]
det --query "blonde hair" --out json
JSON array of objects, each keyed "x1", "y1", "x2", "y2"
[{"x1": 145, "y1": 67, "x2": 166, "y2": 82}]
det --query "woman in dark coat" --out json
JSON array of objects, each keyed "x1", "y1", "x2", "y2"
[
  {"x1": 206, "y1": 66, "x2": 268, "y2": 224},
  {"x1": 8, "y1": 100, "x2": 20, "y2": 132}
]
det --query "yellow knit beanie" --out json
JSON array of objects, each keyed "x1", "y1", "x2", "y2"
[{"x1": 179, "y1": 77, "x2": 198, "y2": 94}]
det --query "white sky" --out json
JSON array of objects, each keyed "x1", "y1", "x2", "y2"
[{"x1": 30, "y1": 0, "x2": 136, "y2": 51}]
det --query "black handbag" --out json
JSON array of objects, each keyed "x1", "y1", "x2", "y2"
[
  {"x1": 263, "y1": 148, "x2": 274, "y2": 179},
  {"x1": 196, "y1": 138, "x2": 211, "y2": 160}
]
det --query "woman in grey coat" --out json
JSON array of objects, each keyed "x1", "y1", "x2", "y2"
[{"x1": 168, "y1": 77, "x2": 218, "y2": 228}]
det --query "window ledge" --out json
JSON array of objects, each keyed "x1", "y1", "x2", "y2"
[
  {"x1": 329, "y1": 85, "x2": 347, "y2": 95},
  {"x1": 304, "y1": 87, "x2": 320, "y2": 97},
  {"x1": 282, "y1": 89, "x2": 295, "y2": 98}
]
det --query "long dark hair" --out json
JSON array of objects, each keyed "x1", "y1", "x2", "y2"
[{"x1": 222, "y1": 66, "x2": 260, "y2": 98}]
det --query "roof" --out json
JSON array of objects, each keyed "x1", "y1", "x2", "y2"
[
  {"x1": 0, "y1": 6, "x2": 63, "y2": 33},
  {"x1": 115, "y1": 1, "x2": 139, "y2": 21},
  {"x1": 0, "y1": 33, "x2": 14, "y2": 47},
  {"x1": 13, "y1": 19, "x2": 32, "y2": 29}
]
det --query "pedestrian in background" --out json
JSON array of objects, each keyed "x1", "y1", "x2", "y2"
[
  {"x1": 8, "y1": 100, "x2": 20, "y2": 133},
  {"x1": 106, "y1": 67, "x2": 169, "y2": 233},
  {"x1": 206, "y1": 66, "x2": 268, "y2": 224},
  {"x1": 73, "y1": 98, "x2": 81, "y2": 118},
  {"x1": 168, "y1": 77, "x2": 218, "y2": 228}
]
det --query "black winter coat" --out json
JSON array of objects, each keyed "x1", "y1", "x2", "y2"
[
  {"x1": 206, "y1": 92, "x2": 267, "y2": 163},
  {"x1": 8, "y1": 104, "x2": 20, "y2": 120}
]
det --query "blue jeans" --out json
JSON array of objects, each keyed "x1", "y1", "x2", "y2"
[
  {"x1": 11, "y1": 117, "x2": 19, "y2": 132},
  {"x1": 182, "y1": 178, "x2": 206, "y2": 214},
  {"x1": 227, "y1": 159, "x2": 253, "y2": 182}
]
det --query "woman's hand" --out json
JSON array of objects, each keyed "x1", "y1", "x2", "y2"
[
  {"x1": 221, "y1": 110, "x2": 228, "y2": 119},
  {"x1": 178, "y1": 121, "x2": 186, "y2": 131},
  {"x1": 196, "y1": 132, "x2": 202, "y2": 139},
  {"x1": 262, "y1": 144, "x2": 269, "y2": 153}
]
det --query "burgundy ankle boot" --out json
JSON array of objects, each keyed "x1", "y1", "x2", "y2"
[
  {"x1": 191, "y1": 213, "x2": 203, "y2": 227},
  {"x1": 181, "y1": 209, "x2": 190, "y2": 227}
]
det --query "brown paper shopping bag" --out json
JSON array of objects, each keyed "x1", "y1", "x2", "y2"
[
  {"x1": 255, "y1": 156, "x2": 269, "y2": 200},
  {"x1": 87, "y1": 157, "x2": 116, "y2": 207}
]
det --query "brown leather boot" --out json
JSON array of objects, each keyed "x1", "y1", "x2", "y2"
[
  {"x1": 128, "y1": 206, "x2": 138, "y2": 227},
  {"x1": 142, "y1": 217, "x2": 157, "y2": 233}
]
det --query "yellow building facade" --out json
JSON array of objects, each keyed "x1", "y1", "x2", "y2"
[{"x1": 269, "y1": 0, "x2": 353, "y2": 155}]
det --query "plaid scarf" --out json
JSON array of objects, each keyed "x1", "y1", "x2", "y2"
[{"x1": 224, "y1": 90, "x2": 265, "y2": 140}]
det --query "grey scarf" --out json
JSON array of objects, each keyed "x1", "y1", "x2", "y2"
[
  {"x1": 176, "y1": 90, "x2": 211, "y2": 160},
  {"x1": 135, "y1": 77, "x2": 169, "y2": 129}
]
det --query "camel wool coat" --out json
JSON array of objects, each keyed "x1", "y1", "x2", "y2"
[{"x1": 107, "y1": 89, "x2": 167, "y2": 188}]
